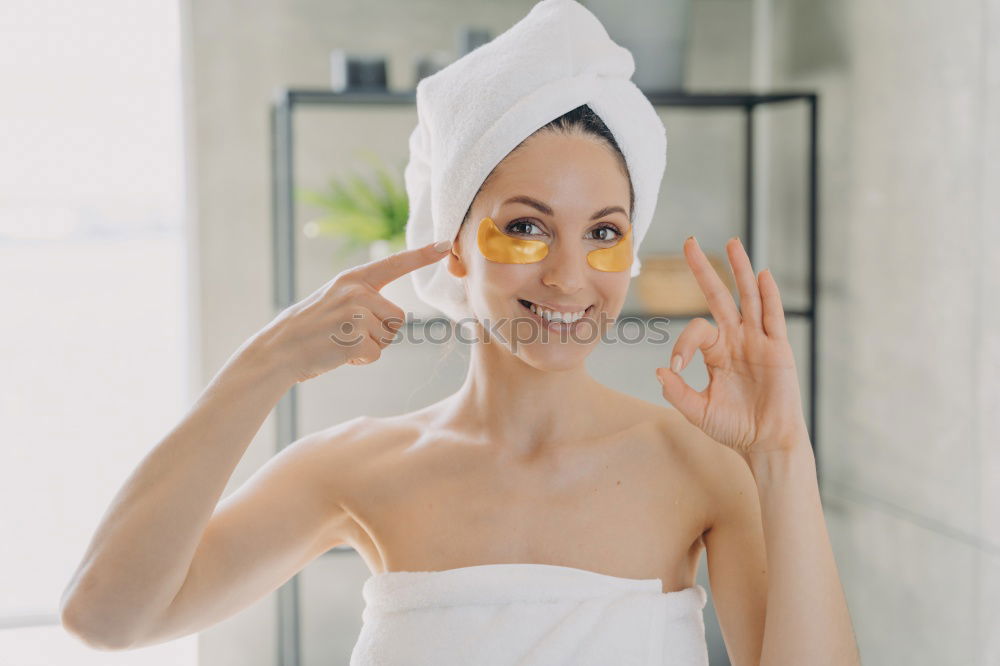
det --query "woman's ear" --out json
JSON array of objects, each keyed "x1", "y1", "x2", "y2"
[{"x1": 446, "y1": 236, "x2": 468, "y2": 278}]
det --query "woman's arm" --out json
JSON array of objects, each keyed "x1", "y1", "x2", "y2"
[
  {"x1": 748, "y1": 433, "x2": 860, "y2": 665},
  {"x1": 59, "y1": 239, "x2": 453, "y2": 650},
  {"x1": 655, "y1": 235, "x2": 860, "y2": 665},
  {"x1": 59, "y1": 342, "x2": 294, "y2": 649}
]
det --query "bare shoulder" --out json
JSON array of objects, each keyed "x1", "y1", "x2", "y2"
[
  {"x1": 607, "y1": 390, "x2": 753, "y2": 530},
  {"x1": 304, "y1": 413, "x2": 410, "y2": 458},
  {"x1": 660, "y1": 406, "x2": 755, "y2": 527},
  {"x1": 297, "y1": 411, "x2": 427, "y2": 499}
]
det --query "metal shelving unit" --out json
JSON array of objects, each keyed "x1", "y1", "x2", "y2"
[{"x1": 269, "y1": 87, "x2": 819, "y2": 666}]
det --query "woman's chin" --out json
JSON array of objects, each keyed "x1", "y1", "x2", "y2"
[{"x1": 514, "y1": 341, "x2": 594, "y2": 371}]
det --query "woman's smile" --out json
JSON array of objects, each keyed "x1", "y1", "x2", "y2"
[{"x1": 516, "y1": 298, "x2": 595, "y2": 331}]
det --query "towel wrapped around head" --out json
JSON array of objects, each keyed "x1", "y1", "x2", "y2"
[{"x1": 403, "y1": 0, "x2": 668, "y2": 323}]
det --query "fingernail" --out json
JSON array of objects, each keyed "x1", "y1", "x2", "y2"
[
  {"x1": 433, "y1": 239, "x2": 452, "y2": 252},
  {"x1": 671, "y1": 355, "x2": 683, "y2": 373},
  {"x1": 656, "y1": 369, "x2": 665, "y2": 386}
]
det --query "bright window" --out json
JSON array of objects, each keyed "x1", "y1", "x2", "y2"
[{"x1": 0, "y1": 1, "x2": 196, "y2": 663}]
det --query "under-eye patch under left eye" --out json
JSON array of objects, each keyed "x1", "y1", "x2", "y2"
[{"x1": 586, "y1": 226, "x2": 633, "y2": 272}]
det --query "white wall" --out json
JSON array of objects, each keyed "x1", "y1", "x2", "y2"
[{"x1": 767, "y1": 0, "x2": 1000, "y2": 663}]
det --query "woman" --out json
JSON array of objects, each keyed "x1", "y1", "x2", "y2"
[
  {"x1": 60, "y1": 105, "x2": 859, "y2": 665},
  {"x1": 60, "y1": 2, "x2": 859, "y2": 665}
]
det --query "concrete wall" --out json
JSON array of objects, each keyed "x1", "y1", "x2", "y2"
[{"x1": 766, "y1": 0, "x2": 1000, "y2": 663}]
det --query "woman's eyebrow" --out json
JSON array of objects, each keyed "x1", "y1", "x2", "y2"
[{"x1": 501, "y1": 194, "x2": 627, "y2": 220}]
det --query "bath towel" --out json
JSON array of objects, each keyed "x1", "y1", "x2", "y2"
[
  {"x1": 403, "y1": 0, "x2": 668, "y2": 323},
  {"x1": 349, "y1": 563, "x2": 709, "y2": 665}
]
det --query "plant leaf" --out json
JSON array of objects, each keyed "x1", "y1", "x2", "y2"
[{"x1": 295, "y1": 151, "x2": 412, "y2": 245}]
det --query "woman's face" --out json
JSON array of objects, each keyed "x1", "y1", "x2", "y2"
[{"x1": 449, "y1": 130, "x2": 633, "y2": 370}]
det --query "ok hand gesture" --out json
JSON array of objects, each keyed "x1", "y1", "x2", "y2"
[{"x1": 656, "y1": 236, "x2": 810, "y2": 457}]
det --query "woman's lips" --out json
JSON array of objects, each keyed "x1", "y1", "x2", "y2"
[{"x1": 516, "y1": 298, "x2": 594, "y2": 328}]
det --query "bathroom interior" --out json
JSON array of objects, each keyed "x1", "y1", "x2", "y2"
[{"x1": 1, "y1": 0, "x2": 998, "y2": 664}]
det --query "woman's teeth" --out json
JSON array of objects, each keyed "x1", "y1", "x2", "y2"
[{"x1": 518, "y1": 299, "x2": 589, "y2": 324}]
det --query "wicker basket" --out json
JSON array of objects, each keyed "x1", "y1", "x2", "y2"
[{"x1": 635, "y1": 252, "x2": 736, "y2": 316}]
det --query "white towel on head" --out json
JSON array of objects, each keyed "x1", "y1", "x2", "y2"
[{"x1": 403, "y1": 0, "x2": 668, "y2": 323}]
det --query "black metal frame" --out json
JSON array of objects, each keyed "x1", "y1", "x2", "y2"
[{"x1": 269, "y1": 87, "x2": 819, "y2": 666}]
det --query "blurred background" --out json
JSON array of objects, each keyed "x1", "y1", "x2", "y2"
[{"x1": 1, "y1": 0, "x2": 997, "y2": 664}]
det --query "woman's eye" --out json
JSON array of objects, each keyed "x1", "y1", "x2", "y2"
[
  {"x1": 506, "y1": 220, "x2": 622, "y2": 241},
  {"x1": 506, "y1": 219, "x2": 544, "y2": 236},
  {"x1": 589, "y1": 224, "x2": 623, "y2": 242}
]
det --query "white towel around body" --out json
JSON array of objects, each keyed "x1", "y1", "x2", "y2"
[{"x1": 349, "y1": 563, "x2": 709, "y2": 666}]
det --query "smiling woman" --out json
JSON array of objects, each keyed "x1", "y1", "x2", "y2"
[
  {"x1": 444, "y1": 127, "x2": 637, "y2": 365},
  {"x1": 57, "y1": 1, "x2": 859, "y2": 664}
]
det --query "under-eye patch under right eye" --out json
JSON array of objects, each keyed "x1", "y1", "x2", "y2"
[{"x1": 477, "y1": 216, "x2": 548, "y2": 263}]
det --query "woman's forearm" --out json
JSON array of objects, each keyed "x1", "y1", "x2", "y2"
[
  {"x1": 59, "y1": 338, "x2": 293, "y2": 649},
  {"x1": 748, "y1": 436, "x2": 861, "y2": 666}
]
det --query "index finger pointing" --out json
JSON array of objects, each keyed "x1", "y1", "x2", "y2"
[{"x1": 354, "y1": 240, "x2": 453, "y2": 291}]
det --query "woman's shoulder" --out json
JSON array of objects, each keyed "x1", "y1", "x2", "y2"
[
  {"x1": 290, "y1": 413, "x2": 413, "y2": 482},
  {"x1": 602, "y1": 389, "x2": 749, "y2": 502},
  {"x1": 307, "y1": 411, "x2": 424, "y2": 460},
  {"x1": 590, "y1": 387, "x2": 685, "y2": 441}
]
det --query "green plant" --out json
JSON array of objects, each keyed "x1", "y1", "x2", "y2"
[{"x1": 296, "y1": 149, "x2": 409, "y2": 259}]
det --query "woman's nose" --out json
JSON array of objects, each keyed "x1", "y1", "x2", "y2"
[{"x1": 540, "y1": 240, "x2": 586, "y2": 293}]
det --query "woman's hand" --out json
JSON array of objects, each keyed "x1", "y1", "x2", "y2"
[
  {"x1": 248, "y1": 240, "x2": 452, "y2": 385},
  {"x1": 655, "y1": 236, "x2": 809, "y2": 457}
]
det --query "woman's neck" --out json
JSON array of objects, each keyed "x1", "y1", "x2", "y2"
[{"x1": 431, "y1": 337, "x2": 611, "y2": 461}]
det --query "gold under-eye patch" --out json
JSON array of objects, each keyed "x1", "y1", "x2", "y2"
[
  {"x1": 476, "y1": 216, "x2": 633, "y2": 272},
  {"x1": 477, "y1": 215, "x2": 549, "y2": 263},
  {"x1": 586, "y1": 226, "x2": 632, "y2": 272}
]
